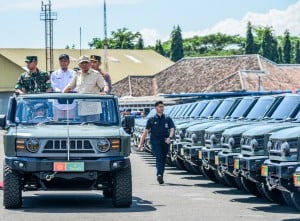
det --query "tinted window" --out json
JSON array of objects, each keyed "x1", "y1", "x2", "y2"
[
  {"x1": 271, "y1": 96, "x2": 300, "y2": 119},
  {"x1": 190, "y1": 101, "x2": 209, "y2": 117},
  {"x1": 14, "y1": 98, "x2": 119, "y2": 125},
  {"x1": 212, "y1": 99, "x2": 235, "y2": 118},
  {"x1": 199, "y1": 100, "x2": 221, "y2": 118},
  {"x1": 246, "y1": 97, "x2": 275, "y2": 119},
  {"x1": 230, "y1": 98, "x2": 255, "y2": 118}
]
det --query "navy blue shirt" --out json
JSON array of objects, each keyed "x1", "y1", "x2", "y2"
[{"x1": 146, "y1": 114, "x2": 175, "y2": 142}]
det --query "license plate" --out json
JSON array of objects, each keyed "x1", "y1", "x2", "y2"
[
  {"x1": 54, "y1": 162, "x2": 85, "y2": 172},
  {"x1": 294, "y1": 174, "x2": 300, "y2": 187},
  {"x1": 215, "y1": 156, "x2": 219, "y2": 165},
  {"x1": 198, "y1": 151, "x2": 202, "y2": 159},
  {"x1": 180, "y1": 148, "x2": 184, "y2": 156},
  {"x1": 234, "y1": 159, "x2": 240, "y2": 169},
  {"x1": 261, "y1": 165, "x2": 268, "y2": 177}
]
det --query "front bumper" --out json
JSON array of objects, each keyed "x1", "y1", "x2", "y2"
[
  {"x1": 200, "y1": 147, "x2": 221, "y2": 170},
  {"x1": 183, "y1": 145, "x2": 202, "y2": 166},
  {"x1": 263, "y1": 160, "x2": 300, "y2": 192},
  {"x1": 5, "y1": 156, "x2": 130, "y2": 173},
  {"x1": 234, "y1": 155, "x2": 267, "y2": 183},
  {"x1": 217, "y1": 152, "x2": 239, "y2": 176}
]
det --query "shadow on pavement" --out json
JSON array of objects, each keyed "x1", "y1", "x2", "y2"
[
  {"x1": 17, "y1": 194, "x2": 157, "y2": 213},
  {"x1": 251, "y1": 205, "x2": 300, "y2": 215},
  {"x1": 213, "y1": 189, "x2": 248, "y2": 196},
  {"x1": 281, "y1": 219, "x2": 300, "y2": 221},
  {"x1": 230, "y1": 196, "x2": 268, "y2": 204},
  {"x1": 162, "y1": 182, "x2": 194, "y2": 187},
  {"x1": 194, "y1": 182, "x2": 223, "y2": 188}
]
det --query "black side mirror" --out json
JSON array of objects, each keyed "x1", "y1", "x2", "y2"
[
  {"x1": 124, "y1": 115, "x2": 135, "y2": 128},
  {"x1": 0, "y1": 115, "x2": 6, "y2": 129}
]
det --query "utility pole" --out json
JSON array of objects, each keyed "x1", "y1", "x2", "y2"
[
  {"x1": 40, "y1": 0, "x2": 57, "y2": 73},
  {"x1": 103, "y1": 0, "x2": 108, "y2": 73}
]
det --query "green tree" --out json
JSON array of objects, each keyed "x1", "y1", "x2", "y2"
[
  {"x1": 283, "y1": 30, "x2": 292, "y2": 63},
  {"x1": 295, "y1": 40, "x2": 300, "y2": 64},
  {"x1": 245, "y1": 21, "x2": 254, "y2": 54},
  {"x1": 135, "y1": 37, "x2": 144, "y2": 49},
  {"x1": 261, "y1": 27, "x2": 277, "y2": 61},
  {"x1": 170, "y1": 25, "x2": 184, "y2": 62},
  {"x1": 155, "y1": 40, "x2": 165, "y2": 56},
  {"x1": 278, "y1": 46, "x2": 283, "y2": 63}
]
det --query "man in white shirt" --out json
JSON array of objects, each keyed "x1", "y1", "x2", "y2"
[{"x1": 51, "y1": 54, "x2": 76, "y2": 120}]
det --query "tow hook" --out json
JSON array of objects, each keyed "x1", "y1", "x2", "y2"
[{"x1": 45, "y1": 172, "x2": 57, "y2": 181}]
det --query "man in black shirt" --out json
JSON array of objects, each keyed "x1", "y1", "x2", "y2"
[{"x1": 138, "y1": 101, "x2": 175, "y2": 184}]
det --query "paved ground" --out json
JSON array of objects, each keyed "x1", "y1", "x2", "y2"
[{"x1": 0, "y1": 131, "x2": 300, "y2": 221}]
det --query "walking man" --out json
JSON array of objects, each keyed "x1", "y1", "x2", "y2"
[
  {"x1": 138, "y1": 101, "x2": 175, "y2": 184},
  {"x1": 15, "y1": 56, "x2": 52, "y2": 94}
]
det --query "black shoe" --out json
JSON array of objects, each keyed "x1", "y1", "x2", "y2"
[{"x1": 157, "y1": 175, "x2": 164, "y2": 184}]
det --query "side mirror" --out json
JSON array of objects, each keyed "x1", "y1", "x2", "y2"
[
  {"x1": 124, "y1": 115, "x2": 135, "y2": 133},
  {"x1": 0, "y1": 115, "x2": 6, "y2": 129}
]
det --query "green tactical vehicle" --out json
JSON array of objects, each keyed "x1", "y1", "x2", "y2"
[
  {"x1": 217, "y1": 94, "x2": 300, "y2": 192},
  {"x1": 0, "y1": 93, "x2": 134, "y2": 209},
  {"x1": 262, "y1": 126, "x2": 300, "y2": 210}
]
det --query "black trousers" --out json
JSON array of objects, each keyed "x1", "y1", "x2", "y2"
[{"x1": 151, "y1": 140, "x2": 169, "y2": 176}]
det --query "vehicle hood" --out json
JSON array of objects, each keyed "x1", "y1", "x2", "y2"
[
  {"x1": 269, "y1": 125, "x2": 300, "y2": 140},
  {"x1": 242, "y1": 123, "x2": 296, "y2": 137},
  {"x1": 186, "y1": 121, "x2": 221, "y2": 132},
  {"x1": 11, "y1": 125, "x2": 122, "y2": 138},
  {"x1": 176, "y1": 119, "x2": 207, "y2": 129},
  {"x1": 222, "y1": 124, "x2": 258, "y2": 136},
  {"x1": 205, "y1": 121, "x2": 251, "y2": 133}
]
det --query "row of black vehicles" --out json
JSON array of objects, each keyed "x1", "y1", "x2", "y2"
[{"x1": 133, "y1": 93, "x2": 300, "y2": 210}]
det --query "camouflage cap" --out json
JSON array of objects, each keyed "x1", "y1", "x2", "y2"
[
  {"x1": 90, "y1": 55, "x2": 101, "y2": 62},
  {"x1": 25, "y1": 56, "x2": 38, "y2": 63},
  {"x1": 78, "y1": 55, "x2": 90, "y2": 64}
]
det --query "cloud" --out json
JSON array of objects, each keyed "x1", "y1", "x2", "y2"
[
  {"x1": 139, "y1": 28, "x2": 169, "y2": 46},
  {"x1": 0, "y1": 0, "x2": 139, "y2": 11},
  {"x1": 184, "y1": 0, "x2": 300, "y2": 38}
]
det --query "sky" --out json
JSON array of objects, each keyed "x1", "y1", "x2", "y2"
[{"x1": 0, "y1": 0, "x2": 299, "y2": 49}]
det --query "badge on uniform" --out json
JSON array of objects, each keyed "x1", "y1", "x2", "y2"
[{"x1": 165, "y1": 123, "x2": 168, "y2": 128}]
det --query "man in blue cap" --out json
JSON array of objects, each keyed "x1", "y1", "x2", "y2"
[{"x1": 15, "y1": 56, "x2": 52, "y2": 94}]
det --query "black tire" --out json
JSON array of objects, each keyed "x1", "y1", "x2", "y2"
[
  {"x1": 257, "y1": 182, "x2": 285, "y2": 205},
  {"x1": 223, "y1": 173, "x2": 238, "y2": 188},
  {"x1": 291, "y1": 191, "x2": 300, "y2": 210},
  {"x1": 112, "y1": 162, "x2": 132, "y2": 208},
  {"x1": 183, "y1": 161, "x2": 194, "y2": 173},
  {"x1": 201, "y1": 165, "x2": 219, "y2": 183},
  {"x1": 166, "y1": 156, "x2": 173, "y2": 166},
  {"x1": 103, "y1": 189, "x2": 113, "y2": 198},
  {"x1": 3, "y1": 165, "x2": 22, "y2": 209},
  {"x1": 213, "y1": 170, "x2": 228, "y2": 186},
  {"x1": 234, "y1": 176, "x2": 247, "y2": 192},
  {"x1": 191, "y1": 164, "x2": 202, "y2": 175},
  {"x1": 175, "y1": 157, "x2": 186, "y2": 170},
  {"x1": 240, "y1": 177, "x2": 262, "y2": 198},
  {"x1": 282, "y1": 191, "x2": 295, "y2": 208}
]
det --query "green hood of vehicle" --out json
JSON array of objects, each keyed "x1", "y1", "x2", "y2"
[
  {"x1": 205, "y1": 121, "x2": 251, "y2": 133},
  {"x1": 11, "y1": 125, "x2": 123, "y2": 138},
  {"x1": 222, "y1": 124, "x2": 258, "y2": 136},
  {"x1": 242, "y1": 123, "x2": 296, "y2": 137},
  {"x1": 176, "y1": 119, "x2": 207, "y2": 129},
  {"x1": 269, "y1": 125, "x2": 300, "y2": 140},
  {"x1": 186, "y1": 121, "x2": 221, "y2": 132}
]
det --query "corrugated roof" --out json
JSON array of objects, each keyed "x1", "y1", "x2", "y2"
[{"x1": 0, "y1": 48, "x2": 174, "y2": 83}]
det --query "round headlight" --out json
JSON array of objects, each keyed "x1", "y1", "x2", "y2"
[
  {"x1": 191, "y1": 133, "x2": 197, "y2": 143},
  {"x1": 25, "y1": 138, "x2": 40, "y2": 153},
  {"x1": 179, "y1": 130, "x2": 184, "y2": 139},
  {"x1": 250, "y1": 139, "x2": 258, "y2": 151},
  {"x1": 281, "y1": 141, "x2": 290, "y2": 157},
  {"x1": 97, "y1": 139, "x2": 110, "y2": 152},
  {"x1": 240, "y1": 137, "x2": 245, "y2": 145},
  {"x1": 267, "y1": 141, "x2": 272, "y2": 151},
  {"x1": 220, "y1": 136, "x2": 225, "y2": 143},
  {"x1": 210, "y1": 134, "x2": 217, "y2": 144},
  {"x1": 228, "y1": 137, "x2": 235, "y2": 148}
]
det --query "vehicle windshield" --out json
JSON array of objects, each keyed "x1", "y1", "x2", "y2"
[
  {"x1": 271, "y1": 96, "x2": 300, "y2": 119},
  {"x1": 190, "y1": 101, "x2": 208, "y2": 118},
  {"x1": 230, "y1": 98, "x2": 255, "y2": 118},
  {"x1": 146, "y1": 109, "x2": 156, "y2": 118},
  {"x1": 14, "y1": 98, "x2": 119, "y2": 125},
  {"x1": 212, "y1": 99, "x2": 235, "y2": 118},
  {"x1": 199, "y1": 100, "x2": 221, "y2": 118},
  {"x1": 174, "y1": 104, "x2": 189, "y2": 118},
  {"x1": 183, "y1": 103, "x2": 198, "y2": 117},
  {"x1": 246, "y1": 97, "x2": 275, "y2": 119}
]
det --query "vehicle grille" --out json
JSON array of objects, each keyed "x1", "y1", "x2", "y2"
[
  {"x1": 269, "y1": 139, "x2": 298, "y2": 159},
  {"x1": 43, "y1": 139, "x2": 94, "y2": 153}
]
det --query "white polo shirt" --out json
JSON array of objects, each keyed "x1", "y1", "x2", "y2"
[{"x1": 51, "y1": 68, "x2": 76, "y2": 110}]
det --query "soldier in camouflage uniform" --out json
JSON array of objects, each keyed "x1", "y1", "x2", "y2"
[
  {"x1": 15, "y1": 56, "x2": 52, "y2": 94},
  {"x1": 90, "y1": 55, "x2": 112, "y2": 94}
]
